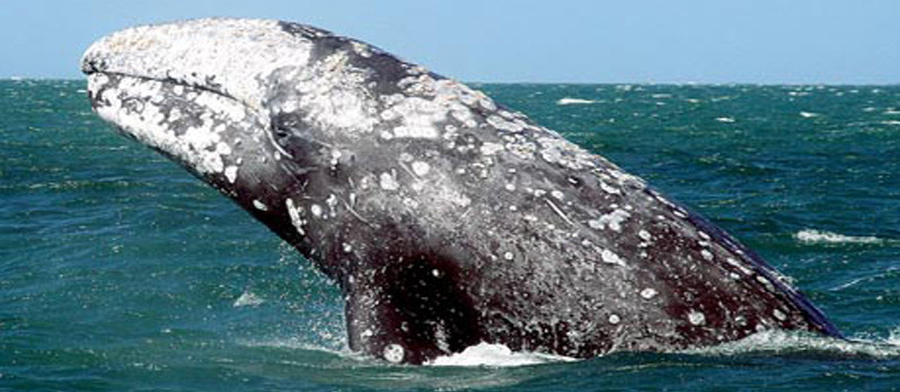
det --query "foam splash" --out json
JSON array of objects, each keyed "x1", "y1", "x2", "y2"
[
  {"x1": 556, "y1": 97, "x2": 596, "y2": 105},
  {"x1": 795, "y1": 229, "x2": 884, "y2": 245},
  {"x1": 233, "y1": 291, "x2": 265, "y2": 307},
  {"x1": 683, "y1": 329, "x2": 900, "y2": 358},
  {"x1": 427, "y1": 342, "x2": 576, "y2": 367}
]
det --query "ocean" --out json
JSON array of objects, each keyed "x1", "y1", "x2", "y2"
[{"x1": 1, "y1": 79, "x2": 898, "y2": 391}]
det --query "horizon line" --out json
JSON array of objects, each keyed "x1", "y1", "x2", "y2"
[{"x1": 4, "y1": 76, "x2": 899, "y2": 87}]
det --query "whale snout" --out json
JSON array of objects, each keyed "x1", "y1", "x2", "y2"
[
  {"x1": 81, "y1": 19, "x2": 328, "y2": 197},
  {"x1": 81, "y1": 18, "x2": 322, "y2": 115}
]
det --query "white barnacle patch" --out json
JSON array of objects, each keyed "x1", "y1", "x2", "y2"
[
  {"x1": 537, "y1": 136, "x2": 597, "y2": 171},
  {"x1": 599, "y1": 181, "x2": 621, "y2": 195},
  {"x1": 486, "y1": 114, "x2": 525, "y2": 133},
  {"x1": 726, "y1": 257, "x2": 754, "y2": 276},
  {"x1": 756, "y1": 275, "x2": 776, "y2": 292},
  {"x1": 601, "y1": 249, "x2": 626, "y2": 267},
  {"x1": 639, "y1": 230, "x2": 652, "y2": 241},
  {"x1": 385, "y1": 76, "x2": 485, "y2": 140},
  {"x1": 588, "y1": 209, "x2": 632, "y2": 232},
  {"x1": 383, "y1": 344, "x2": 405, "y2": 364},
  {"x1": 688, "y1": 310, "x2": 706, "y2": 326},
  {"x1": 310, "y1": 204, "x2": 323, "y2": 218},
  {"x1": 379, "y1": 171, "x2": 400, "y2": 191},
  {"x1": 285, "y1": 199, "x2": 306, "y2": 235},
  {"x1": 773, "y1": 308, "x2": 787, "y2": 321},
  {"x1": 252, "y1": 199, "x2": 268, "y2": 211},
  {"x1": 411, "y1": 161, "x2": 430, "y2": 177},
  {"x1": 640, "y1": 288, "x2": 658, "y2": 299},
  {"x1": 479, "y1": 142, "x2": 504, "y2": 156},
  {"x1": 224, "y1": 165, "x2": 238, "y2": 184},
  {"x1": 608, "y1": 314, "x2": 621, "y2": 325}
]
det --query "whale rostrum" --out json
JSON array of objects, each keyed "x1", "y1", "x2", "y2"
[{"x1": 82, "y1": 19, "x2": 840, "y2": 364}]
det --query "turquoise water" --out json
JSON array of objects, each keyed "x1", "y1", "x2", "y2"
[{"x1": 1, "y1": 80, "x2": 898, "y2": 390}]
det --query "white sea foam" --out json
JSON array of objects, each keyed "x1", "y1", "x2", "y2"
[
  {"x1": 232, "y1": 291, "x2": 265, "y2": 307},
  {"x1": 683, "y1": 329, "x2": 900, "y2": 358},
  {"x1": 715, "y1": 117, "x2": 736, "y2": 123},
  {"x1": 795, "y1": 229, "x2": 884, "y2": 245},
  {"x1": 556, "y1": 97, "x2": 596, "y2": 105},
  {"x1": 427, "y1": 342, "x2": 575, "y2": 367},
  {"x1": 799, "y1": 111, "x2": 820, "y2": 118}
]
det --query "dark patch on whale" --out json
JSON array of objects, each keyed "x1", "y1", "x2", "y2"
[{"x1": 81, "y1": 18, "x2": 840, "y2": 364}]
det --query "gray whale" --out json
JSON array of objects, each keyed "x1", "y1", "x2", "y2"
[{"x1": 81, "y1": 19, "x2": 840, "y2": 364}]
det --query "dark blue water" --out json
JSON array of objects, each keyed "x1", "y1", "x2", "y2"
[{"x1": 1, "y1": 80, "x2": 898, "y2": 391}]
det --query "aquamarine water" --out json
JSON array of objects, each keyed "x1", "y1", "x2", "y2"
[{"x1": 1, "y1": 80, "x2": 898, "y2": 391}]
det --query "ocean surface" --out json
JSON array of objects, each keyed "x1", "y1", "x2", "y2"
[{"x1": 1, "y1": 79, "x2": 898, "y2": 391}]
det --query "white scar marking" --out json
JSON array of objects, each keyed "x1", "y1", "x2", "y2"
[{"x1": 544, "y1": 198, "x2": 574, "y2": 226}]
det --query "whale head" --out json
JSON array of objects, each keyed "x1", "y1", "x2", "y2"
[
  {"x1": 83, "y1": 18, "x2": 389, "y2": 196},
  {"x1": 80, "y1": 19, "x2": 475, "y2": 259}
]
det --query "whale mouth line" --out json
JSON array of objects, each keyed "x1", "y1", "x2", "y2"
[{"x1": 86, "y1": 68, "x2": 245, "y2": 110}]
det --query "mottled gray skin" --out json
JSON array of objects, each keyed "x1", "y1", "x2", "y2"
[{"x1": 82, "y1": 19, "x2": 840, "y2": 364}]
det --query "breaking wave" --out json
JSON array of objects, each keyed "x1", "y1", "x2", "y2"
[
  {"x1": 556, "y1": 97, "x2": 596, "y2": 105},
  {"x1": 795, "y1": 229, "x2": 886, "y2": 245},
  {"x1": 683, "y1": 329, "x2": 900, "y2": 358}
]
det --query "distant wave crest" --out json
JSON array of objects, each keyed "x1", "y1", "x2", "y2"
[
  {"x1": 557, "y1": 97, "x2": 596, "y2": 105},
  {"x1": 795, "y1": 229, "x2": 884, "y2": 245}
]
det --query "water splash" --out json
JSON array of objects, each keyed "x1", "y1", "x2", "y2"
[{"x1": 427, "y1": 343, "x2": 576, "y2": 367}]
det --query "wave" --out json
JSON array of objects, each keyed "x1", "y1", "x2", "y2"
[
  {"x1": 683, "y1": 329, "x2": 900, "y2": 358},
  {"x1": 557, "y1": 97, "x2": 596, "y2": 105},
  {"x1": 795, "y1": 229, "x2": 885, "y2": 245},
  {"x1": 232, "y1": 291, "x2": 265, "y2": 307}
]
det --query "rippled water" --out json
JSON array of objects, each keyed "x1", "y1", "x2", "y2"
[{"x1": 1, "y1": 80, "x2": 898, "y2": 390}]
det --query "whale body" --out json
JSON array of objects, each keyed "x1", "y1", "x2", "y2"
[{"x1": 82, "y1": 19, "x2": 840, "y2": 364}]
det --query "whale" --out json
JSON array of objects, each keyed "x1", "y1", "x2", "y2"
[{"x1": 81, "y1": 19, "x2": 841, "y2": 364}]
